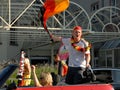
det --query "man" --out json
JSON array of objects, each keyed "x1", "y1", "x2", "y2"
[{"x1": 51, "y1": 26, "x2": 91, "y2": 84}]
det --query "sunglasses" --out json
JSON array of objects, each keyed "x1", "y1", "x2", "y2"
[{"x1": 40, "y1": 77, "x2": 44, "y2": 80}]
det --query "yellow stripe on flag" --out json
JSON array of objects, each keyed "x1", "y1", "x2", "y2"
[{"x1": 43, "y1": 0, "x2": 69, "y2": 22}]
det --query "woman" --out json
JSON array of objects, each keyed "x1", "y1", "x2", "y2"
[
  {"x1": 23, "y1": 53, "x2": 31, "y2": 86},
  {"x1": 31, "y1": 65, "x2": 53, "y2": 87}
]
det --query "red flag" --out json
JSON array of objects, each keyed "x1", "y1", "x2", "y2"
[
  {"x1": 61, "y1": 61, "x2": 68, "y2": 76},
  {"x1": 40, "y1": 0, "x2": 69, "y2": 39}
]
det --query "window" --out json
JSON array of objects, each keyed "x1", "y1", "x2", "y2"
[
  {"x1": 101, "y1": 0, "x2": 104, "y2": 7},
  {"x1": 110, "y1": 0, "x2": 116, "y2": 6},
  {"x1": 10, "y1": 21, "x2": 18, "y2": 46},
  {"x1": 91, "y1": 2, "x2": 99, "y2": 12},
  {"x1": 10, "y1": 28, "x2": 18, "y2": 46},
  {"x1": 106, "y1": 57, "x2": 112, "y2": 67}
]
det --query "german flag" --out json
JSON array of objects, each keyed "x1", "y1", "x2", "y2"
[{"x1": 40, "y1": 0, "x2": 69, "y2": 33}]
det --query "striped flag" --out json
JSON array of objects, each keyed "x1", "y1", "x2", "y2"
[
  {"x1": 17, "y1": 51, "x2": 25, "y2": 86},
  {"x1": 40, "y1": 0, "x2": 69, "y2": 38}
]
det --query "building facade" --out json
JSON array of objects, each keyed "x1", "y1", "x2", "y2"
[{"x1": 0, "y1": 0, "x2": 120, "y2": 68}]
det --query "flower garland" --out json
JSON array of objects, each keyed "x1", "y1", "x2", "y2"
[{"x1": 71, "y1": 38, "x2": 91, "y2": 52}]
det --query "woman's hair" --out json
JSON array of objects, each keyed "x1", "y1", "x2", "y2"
[{"x1": 39, "y1": 72, "x2": 53, "y2": 86}]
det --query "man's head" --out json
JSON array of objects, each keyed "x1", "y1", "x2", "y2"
[
  {"x1": 72, "y1": 26, "x2": 82, "y2": 41},
  {"x1": 73, "y1": 26, "x2": 82, "y2": 31}
]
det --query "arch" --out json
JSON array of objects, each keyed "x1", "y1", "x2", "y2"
[
  {"x1": 44, "y1": 1, "x2": 90, "y2": 32},
  {"x1": 0, "y1": 0, "x2": 90, "y2": 44},
  {"x1": 0, "y1": 0, "x2": 90, "y2": 31},
  {"x1": 102, "y1": 23, "x2": 119, "y2": 32},
  {"x1": 90, "y1": 6, "x2": 120, "y2": 32}
]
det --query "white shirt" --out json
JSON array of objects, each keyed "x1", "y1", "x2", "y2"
[{"x1": 62, "y1": 38, "x2": 90, "y2": 68}]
